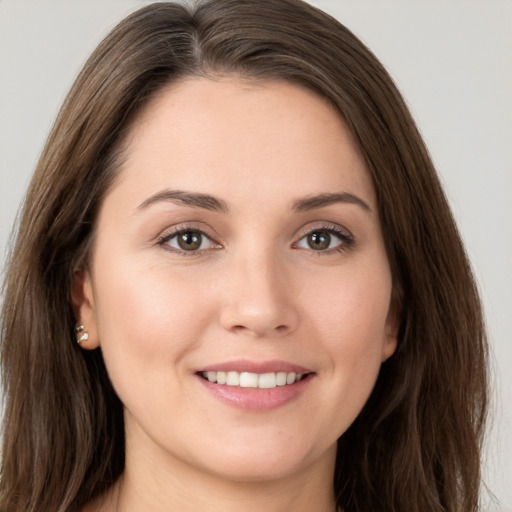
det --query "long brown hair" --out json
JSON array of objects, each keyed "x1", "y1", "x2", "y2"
[{"x1": 0, "y1": 1, "x2": 488, "y2": 511}]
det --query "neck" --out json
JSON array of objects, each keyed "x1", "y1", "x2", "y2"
[
  {"x1": 117, "y1": 468, "x2": 336, "y2": 512},
  {"x1": 91, "y1": 435, "x2": 338, "y2": 512}
]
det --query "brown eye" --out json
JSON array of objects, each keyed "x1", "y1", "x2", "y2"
[
  {"x1": 306, "y1": 231, "x2": 331, "y2": 250},
  {"x1": 161, "y1": 229, "x2": 219, "y2": 253},
  {"x1": 177, "y1": 231, "x2": 203, "y2": 251},
  {"x1": 295, "y1": 227, "x2": 353, "y2": 253}
]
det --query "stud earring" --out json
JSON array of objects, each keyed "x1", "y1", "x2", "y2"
[{"x1": 75, "y1": 324, "x2": 89, "y2": 344}]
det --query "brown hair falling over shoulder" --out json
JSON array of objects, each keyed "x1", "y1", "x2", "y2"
[{"x1": 0, "y1": 1, "x2": 488, "y2": 511}]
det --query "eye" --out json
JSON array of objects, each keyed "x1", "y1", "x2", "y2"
[
  {"x1": 159, "y1": 228, "x2": 219, "y2": 253},
  {"x1": 295, "y1": 228, "x2": 352, "y2": 252}
]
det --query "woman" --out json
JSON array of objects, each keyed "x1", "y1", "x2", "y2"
[{"x1": 0, "y1": 1, "x2": 488, "y2": 511}]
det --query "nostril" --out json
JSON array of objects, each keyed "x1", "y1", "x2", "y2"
[
  {"x1": 232, "y1": 323, "x2": 289, "y2": 335},
  {"x1": 220, "y1": 301, "x2": 299, "y2": 338}
]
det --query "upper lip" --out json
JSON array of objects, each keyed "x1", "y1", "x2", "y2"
[{"x1": 197, "y1": 359, "x2": 312, "y2": 374}]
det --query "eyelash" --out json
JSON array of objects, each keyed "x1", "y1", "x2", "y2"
[
  {"x1": 157, "y1": 224, "x2": 355, "y2": 256},
  {"x1": 157, "y1": 225, "x2": 221, "y2": 256},
  {"x1": 293, "y1": 224, "x2": 355, "y2": 256}
]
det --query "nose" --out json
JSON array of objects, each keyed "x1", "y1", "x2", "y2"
[{"x1": 219, "y1": 251, "x2": 299, "y2": 339}]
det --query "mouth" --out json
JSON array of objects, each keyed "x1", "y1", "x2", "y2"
[
  {"x1": 198, "y1": 370, "x2": 310, "y2": 389},
  {"x1": 195, "y1": 362, "x2": 315, "y2": 411}
]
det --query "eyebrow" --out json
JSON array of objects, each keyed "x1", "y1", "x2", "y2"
[
  {"x1": 292, "y1": 192, "x2": 371, "y2": 213},
  {"x1": 136, "y1": 189, "x2": 370, "y2": 215},
  {"x1": 136, "y1": 189, "x2": 229, "y2": 213}
]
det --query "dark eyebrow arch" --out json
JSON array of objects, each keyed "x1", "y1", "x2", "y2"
[
  {"x1": 136, "y1": 189, "x2": 229, "y2": 213},
  {"x1": 292, "y1": 192, "x2": 371, "y2": 213}
]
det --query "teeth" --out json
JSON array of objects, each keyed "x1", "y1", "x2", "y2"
[
  {"x1": 276, "y1": 372, "x2": 287, "y2": 386},
  {"x1": 226, "y1": 371, "x2": 240, "y2": 386},
  {"x1": 201, "y1": 371, "x2": 306, "y2": 388},
  {"x1": 258, "y1": 372, "x2": 276, "y2": 389},
  {"x1": 286, "y1": 372, "x2": 296, "y2": 385},
  {"x1": 239, "y1": 372, "x2": 258, "y2": 388}
]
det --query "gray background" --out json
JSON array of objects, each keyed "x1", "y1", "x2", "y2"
[{"x1": 1, "y1": 0, "x2": 510, "y2": 508}]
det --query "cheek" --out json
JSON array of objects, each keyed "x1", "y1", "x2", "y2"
[
  {"x1": 92, "y1": 257, "x2": 213, "y2": 381},
  {"x1": 321, "y1": 289, "x2": 389, "y2": 387},
  {"x1": 305, "y1": 261, "x2": 392, "y2": 353},
  {"x1": 303, "y1": 262, "x2": 392, "y2": 419}
]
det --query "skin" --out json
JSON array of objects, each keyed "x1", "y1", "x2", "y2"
[{"x1": 74, "y1": 77, "x2": 398, "y2": 512}]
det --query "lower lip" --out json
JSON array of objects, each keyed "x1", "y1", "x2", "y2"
[{"x1": 196, "y1": 374, "x2": 314, "y2": 412}]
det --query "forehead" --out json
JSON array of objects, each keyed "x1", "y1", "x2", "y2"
[{"x1": 111, "y1": 77, "x2": 375, "y2": 211}]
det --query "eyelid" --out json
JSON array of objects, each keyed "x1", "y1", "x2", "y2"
[
  {"x1": 293, "y1": 222, "x2": 355, "y2": 253},
  {"x1": 155, "y1": 221, "x2": 354, "y2": 255},
  {"x1": 157, "y1": 224, "x2": 222, "y2": 254}
]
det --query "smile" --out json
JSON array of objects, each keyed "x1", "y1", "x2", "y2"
[{"x1": 201, "y1": 371, "x2": 305, "y2": 388}]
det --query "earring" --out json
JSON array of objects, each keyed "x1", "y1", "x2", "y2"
[{"x1": 75, "y1": 324, "x2": 89, "y2": 344}]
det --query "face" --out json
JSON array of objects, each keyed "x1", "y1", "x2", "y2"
[{"x1": 75, "y1": 78, "x2": 397, "y2": 484}]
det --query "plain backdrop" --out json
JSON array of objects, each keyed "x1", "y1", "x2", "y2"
[{"x1": 0, "y1": 0, "x2": 511, "y2": 508}]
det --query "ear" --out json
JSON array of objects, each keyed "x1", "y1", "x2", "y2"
[
  {"x1": 71, "y1": 270, "x2": 100, "y2": 350},
  {"x1": 382, "y1": 302, "x2": 400, "y2": 363},
  {"x1": 382, "y1": 326, "x2": 398, "y2": 362}
]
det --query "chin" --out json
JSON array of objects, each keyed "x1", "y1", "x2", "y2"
[
  {"x1": 186, "y1": 436, "x2": 336, "y2": 484},
  {"x1": 201, "y1": 456, "x2": 310, "y2": 483}
]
